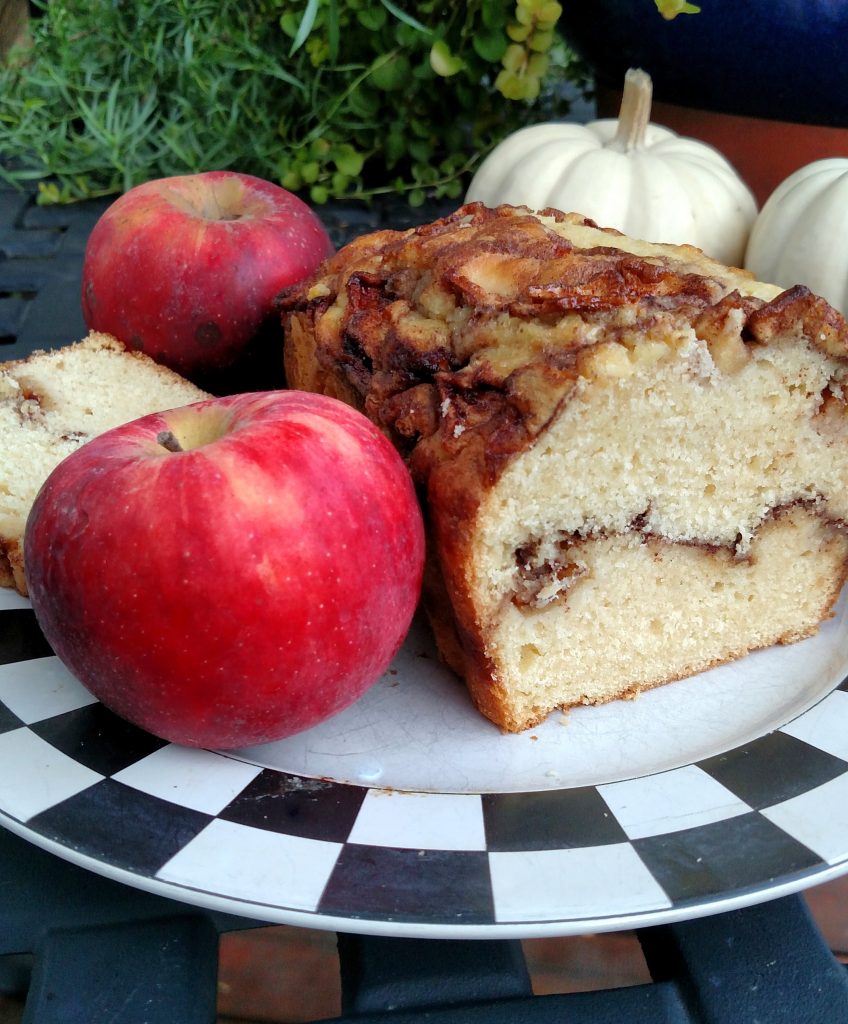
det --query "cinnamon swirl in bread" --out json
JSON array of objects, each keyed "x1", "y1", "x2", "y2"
[{"x1": 280, "y1": 203, "x2": 848, "y2": 732}]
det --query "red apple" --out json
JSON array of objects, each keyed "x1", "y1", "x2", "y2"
[
  {"x1": 81, "y1": 171, "x2": 334, "y2": 383},
  {"x1": 23, "y1": 391, "x2": 425, "y2": 749}
]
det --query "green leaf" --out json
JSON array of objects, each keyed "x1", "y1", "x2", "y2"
[
  {"x1": 326, "y1": 0, "x2": 340, "y2": 62},
  {"x1": 501, "y1": 44, "x2": 526, "y2": 73},
  {"x1": 331, "y1": 171, "x2": 350, "y2": 193},
  {"x1": 369, "y1": 53, "x2": 411, "y2": 91},
  {"x1": 384, "y1": 131, "x2": 406, "y2": 164},
  {"x1": 408, "y1": 138, "x2": 431, "y2": 162},
  {"x1": 538, "y1": 2, "x2": 563, "y2": 25},
  {"x1": 281, "y1": 168, "x2": 302, "y2": 191},
  {"x1": 506, "y1": 23, "x2": 531, "y2": 43},
  {"x1": 392, "y1": 21, "x2": 424, "y2": 49},
  {"x1": 309, "y1": 136, "x2": 332, "y2": 159},
  {"x1": 357, "y1": 7, "x2": 387, "y2": 30},
  {"x1": 429, "y1": 40, "x2": 464, "y2": 77},
  {"x1": 300, "y1": 159, "x2": 320, "y2": 184},
  {"x1": 38, "y1": 181, "x2": 61, "y2": 203},
  {"x1": 473, "y1": 29, "x2": 508, "y2": 63},
  {"x1": 481, "y1": 1, "x2": 508, "y2": 30},
  {"x1": 333, "y1": 144, "x2": 364, "y2": 176},
  {"x1": 528, "y1": 31, "x2": 554, "y2": 53},
  {"x1": 279, "y1": 12, "x2": 300, "y2": 38},
  {"x1": 289, "y1": 0, "x2": 320, "y2": 56},
  {"x1": 347, "y1": 88, "x2": 380, "y2": 118},
  {"x1": 379, "y1": 0, "x2": 431, "y2": 35}
]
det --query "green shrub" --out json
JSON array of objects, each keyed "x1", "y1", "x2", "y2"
[{"x1": 0, "y1": 0, "x2": 585, "y2": 205}]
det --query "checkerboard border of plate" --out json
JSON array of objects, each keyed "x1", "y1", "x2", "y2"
[{"x1": 3, "y1": 598, "x2": 848, "y2": 937}]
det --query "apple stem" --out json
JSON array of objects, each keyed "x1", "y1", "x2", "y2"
[{"x1": 157, "y1": 430, "x2": 184, "y2": 453}]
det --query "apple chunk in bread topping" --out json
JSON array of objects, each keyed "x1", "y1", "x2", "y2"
[{"x1": 24, "y1": 390, "x2": 425, "y2": 748}]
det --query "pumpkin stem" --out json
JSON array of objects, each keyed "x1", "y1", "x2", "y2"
[{"x1": 609, "y1": 68, "x2": 653, "y2": 153}]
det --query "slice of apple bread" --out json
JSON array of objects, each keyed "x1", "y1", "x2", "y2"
[
  {"x1": 280, "y1": 203, "x2": 848, "y2": 732},
  {"x1": 0, "y1": 332, "x2": 208, "y2": 595}
]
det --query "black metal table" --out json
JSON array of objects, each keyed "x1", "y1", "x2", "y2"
[
  {"x1": 1, "y1": 822, "x2": 847, "y2": 1024},
  {"x1": 2, "y1": 185, "x2": 848, "y2": 1023}
]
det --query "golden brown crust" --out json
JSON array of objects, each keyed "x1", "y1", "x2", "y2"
[
  {"x1": 0, "y1": 545, "x2": 17, "y2": 591},
  {"x1": 746, "y1": 284, "x2": 848, "y2": 360},
  {"x1": 280, "y1": 204, "x2": 848, "y2": 493}
]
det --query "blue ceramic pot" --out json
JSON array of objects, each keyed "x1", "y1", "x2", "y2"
[{"x1": 559, "y1": 0, "x2": 848, "y2": 126}]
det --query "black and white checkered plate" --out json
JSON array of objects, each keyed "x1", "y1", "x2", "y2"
[{"x1": 2, "y1": 584, "x2": 848, "y2": 939}]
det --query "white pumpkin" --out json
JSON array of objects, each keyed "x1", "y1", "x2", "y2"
[
  {"x1": 465, "y1": 68, "x2": 757, "y2": 267},
  {"x1": 744, "y1": 159, "x2": 848, "y2": 316}
]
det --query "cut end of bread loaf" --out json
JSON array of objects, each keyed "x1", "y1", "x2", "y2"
[
  {"x1": 463, "y1": 509, "x2": 848, "y2": 732},
  {"x1": 461, "y1": 321, "x2": 848, "y2": 729},
  {"x1": 0, "y1": 332, "x2": 209, "y2": 595},
  {"x1": 281, "y1": 203, "x2": 848, "y2": 732}
]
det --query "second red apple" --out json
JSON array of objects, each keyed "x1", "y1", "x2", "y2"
[{"x1": 81, "y1": 171, "x2": 334, "y2": 384}]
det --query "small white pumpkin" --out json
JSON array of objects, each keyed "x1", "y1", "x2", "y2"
[
  {"x1": 744, "y1": 159, "x2": 848, "y2": 316},
  {"x1": 465, "y1": 68, "x2": 757, "y2": 266}
]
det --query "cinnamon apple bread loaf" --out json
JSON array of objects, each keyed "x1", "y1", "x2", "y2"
[
  {"x1": 280, "y1": 203, "x2": 848, "y2": 732},
  {"x1": 0, "y1": 332, "x2": 209, "y2": 595}
]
